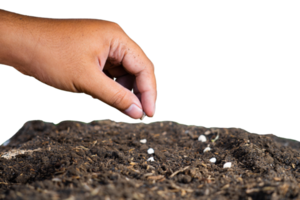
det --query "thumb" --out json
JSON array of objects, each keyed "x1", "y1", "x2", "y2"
[{"x1": 78, "y1": 69, "x2": 143, "y2": 119}]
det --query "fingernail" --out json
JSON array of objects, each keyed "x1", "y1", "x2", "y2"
[{"x1": 124, "y1": 104, "x2": 143, "y2": 119}]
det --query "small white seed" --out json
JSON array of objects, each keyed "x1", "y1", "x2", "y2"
[
  {"x1": 52, "y1": 178, "x2": 62, "y2": 182},
  {"x1": 204, "y1": 130, "x2": 211, "y2": 135},
  {"x1": 203, "y1": 146, "x2": 211, "y2": 153},
  {"x1": 223, "y1": 162, "x2": 232, "y2": 168},
  {"x1": 209, "y1": 157, "x2": 216, "y2": 163},
  {"x1": 147, "y1": 157, "x2": 154, "y2": 162},
  {"x1": 198, "y1": 135, "x2": 207, "y2": 142},
  {"x1": 147, "y1": 148, "x2": 154, "y2": 154},
  {"x1": 140, "y1": 112, "x2": 146, "y2": 120},
  {"x1": 140, "y1": 139, "x2": 147, "y2": 144}
]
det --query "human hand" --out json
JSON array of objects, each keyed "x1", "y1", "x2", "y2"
[{"x1": 0, "y1": 10, "x2": 156, "y2": 119}]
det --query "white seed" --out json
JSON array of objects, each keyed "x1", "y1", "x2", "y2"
[
  {"x1": 140, "y1": 139, "x2": 147, "y2": 144},
  {"x1": 223, "y1": 162, "x2": 232, "y2": 168},
  {"x1": 147, "y1": 148, "x2": 154, "y2": 154},
  {"x1": 198, "y1": 135, "x2": 207, "y2": 142},
  {"x1": 209, "y1": 157, "x2": 216, "y2": 163},
  {"x1": 184, "y1": 130, "x2": 189, "y2": 134},
  {"x1": 52, "y1": 178, "x2": 62, "y2": 182},
  {"x1": 204, "y1": 130, "x2": 211, "y2": 135},
  {"x1": 147, "y1": 157, "x2": 154, "y2": 162},
  {"x1": 203, "y1": 146, "x2": 211, "y2": 153},
  {"x1": 140, "y1": 112, "x2": 146, "y2": 120}
]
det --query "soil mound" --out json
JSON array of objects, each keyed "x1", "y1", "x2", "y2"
[{"x1": 0, "y1": 120, "x2": 300, "y2": 200}]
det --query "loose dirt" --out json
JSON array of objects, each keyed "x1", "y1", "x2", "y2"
[{"x1": 0, "y1": 120, "x2": 300, "y2": 200}]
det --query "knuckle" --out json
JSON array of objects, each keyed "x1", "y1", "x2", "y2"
[
  {"x1": 109, "y1": 21, "x2": 123, "y2": 32},
  {"x1": 111, "y1": 21, "x2": 120, "y2": 27}
]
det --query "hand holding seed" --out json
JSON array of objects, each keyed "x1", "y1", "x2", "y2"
[{"x1": 0, "y1": 10, "x2": 157, "y2": 119}]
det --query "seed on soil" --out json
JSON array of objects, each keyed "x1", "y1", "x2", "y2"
[
  {"x1": 2, "y1": 120, "x2": 300, "y2": 200},
  {"x1": 203, "y1": 146, "x2": 211, "y2": 153},
  {"x1": 209, "y1": 157, "x2": 216, "y2": 163},
  {"x1": 204, "y1": 130, "x2": 211, "y2": 135},
  {"x1": 198, "y1": 135, "x2": 207, "y2": 142},
  {"x1": 52, "y1": 178, "x2": 62, "y2": 182},
  {"x1": 147, "y1": 148, "x2": 154, "y2": 154},
  {"x1": 147, "y1": 157, "x2": 154, "y2": 162},
  {"x1": 223, "y1": 162, "x2": 232, "y2": 168},
  {"x1": 140, "y1": 139, "x2": 147, "y2": 144}
]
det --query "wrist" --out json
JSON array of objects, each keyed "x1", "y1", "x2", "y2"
[{"x1": 0, "y1": 10, "x2": 35, "y2": 74}]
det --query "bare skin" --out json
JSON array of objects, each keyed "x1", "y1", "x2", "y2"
[{"x1": 0, "y1": 10, "x2": 157, "y2": 119}]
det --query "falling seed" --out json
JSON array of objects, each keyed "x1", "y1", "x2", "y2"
[
  {"x1": 140, "y1": 112, "x2": 146, "y2": 120},
  {"x1": 223, "y1": 162, "x2": 232, "y2": 168},
  {"x1": 198, "y1": 135, "x2": 207, "y2": 142},
  {"x1": 209, "y1": 157, "x2": 216, "y2": 163},
  {"x1": 147, "y1": 157, "x2": 154, "y2": 162},
  {"x1": 147, "y1": 148, "x2": 154, "y2": 154},
  {"x1": 184, "y1": 130, "x2": 189, "y2": 134},
  {"x1": 140, "y1": 139, "x2": 147, "y2": 144},
  {"x1": 203, "y1": 146, "x2": 211, "y2": 153}
]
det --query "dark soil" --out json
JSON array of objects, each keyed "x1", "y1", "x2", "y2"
[{"x1": 1, "y1": 120, "x2": 300, "y2": 200}]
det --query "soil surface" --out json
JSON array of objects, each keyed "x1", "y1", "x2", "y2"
[{"x1": 1, "y1": 120, "x2": 300, "y2": 200}]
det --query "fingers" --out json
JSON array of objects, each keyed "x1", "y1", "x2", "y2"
[
  {"x1": 80, "y1": 69, "x2": 143, "y2": 119},
  {"x1": 83, "y1": 22, "x2": 156, "y2": 119},
  {"x1": 122, "y1": 48, "x2": 157, "y2": 117},
  {"x1": 120, "y1": 40, "x2": 157, "y2": 117}
]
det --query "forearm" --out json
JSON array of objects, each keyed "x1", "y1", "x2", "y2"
[{"x1": 0, "y1": 10, "x2": 35, "y2": 74}]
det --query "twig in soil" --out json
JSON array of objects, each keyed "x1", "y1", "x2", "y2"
[
  {"x1": 169, "y1": 166, "x2": 190, "y2": 178},
  {"x1": 146, "y1": 165, "x2": 155, "y2": 170},
  {"x1": 169, "y1": 181, "x2": 193, "y2": 193},
  {"x1": 91, "y1": 140, "x2": 97, "y2": 147},
  {"x1": 126, "y1": 166, "x2": 140, "y2": 173},
  {"x1": 147, "y1": 175, "x2": 164, "y2": 180}
]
